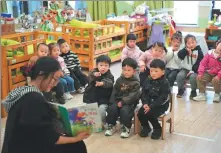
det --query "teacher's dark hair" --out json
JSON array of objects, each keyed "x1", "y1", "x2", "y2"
[{"x1": 30, "y1": 56, "x2": 61, "y2": 80}]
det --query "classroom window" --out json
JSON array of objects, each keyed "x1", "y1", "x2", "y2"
[{"x1": 173, "y1": 1, "x2": 199, "y2": 25}]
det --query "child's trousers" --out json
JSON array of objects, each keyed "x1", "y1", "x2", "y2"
[
  {"x1": 70, "y1": 67, "x2": 88, "y2": 88},
  {"x1": 43, "y1": 81, "x2": 64, "y2": 101},
  {"x1": 98, "y1": 104, "x2": 108, "y2": 123},
  {"x1": 139, "y1": 67, "x2": 150, "y2": 86},
  {"x1": 176, "y1": 69, "x2": 197, "y2": 91},
  {"x1": 59, "y1": 75, "x2": 75, "y2": 92},
  {"x1": 165, "y1": 68, "x2": 180, "y2": 87},
  {"x1": 137, "y1": 103, "x2": 169, "y2": 129},
  {"x1": 197, "y1": 72, "x2": 221, "y2": 94},
  {"x1": 106, "y1": 104, "x2": 136, "y2": 129}
]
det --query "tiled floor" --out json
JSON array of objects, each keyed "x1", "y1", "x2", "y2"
[{"x1": 2, "y1": 62, "x2": 221, "y2": 153}]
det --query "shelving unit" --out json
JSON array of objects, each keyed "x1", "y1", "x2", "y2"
[
  {"x1": 62, "y1": 24, "x2": 126, "y2": 70},
  {"x1": 205, "y1": 28, "x2": 221, "y2": 49}
]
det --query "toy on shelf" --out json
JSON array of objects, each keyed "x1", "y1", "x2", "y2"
[
  {"x1": 208, "y1": 14, "x2": 221, "y2": 29},
  {"x1": 14, "y1": 10, "x2": 42, "y2": 32},
  {"x1": 147, "y1": 8, "x2": 175, "y2": 47},
  {"x1": 131, "y1": 2, "x2": 150, "y2": 23}
]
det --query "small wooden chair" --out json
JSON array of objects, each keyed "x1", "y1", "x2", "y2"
[{"x1": 134, "y1": 93, "x2": 175, "y2": 140}]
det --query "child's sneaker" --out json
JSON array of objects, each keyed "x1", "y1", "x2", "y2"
[
  {"x1": 77, "y1": 87, "x2": 85, "y2": 94},
  {"x1": 189, "y1": 90, "x2": 197, "y2": 100},
  {"x1": 105, "y1": 124, "x2": 115, "y2": 136},
  {"x1": 56, "y1": 96, "x2": 66, "y2": 104},
  {"x1": 64, "y1": 93, "x2": 73, "y2": 100},
  {"x1": 193, "y1": 93, "x2": 206, "y2": 101},
  {"x1": 177, "y1": 88, "x2": 185, "y2": 98},
  {"x1": 213, "y1": 93, "x2": 220, "y2": 103},
  {"x1": 44, "y1": 92, "x2": 54, "y2": 102},
  {"x1": 70, "y1": 90, "x2": 76, "y2": 94},
  {"x1": 120, "y1": 125, "x2": 130, "y2": 138},
  {"x1": 139, "y1": 126, "x2": 152, "y2": 137},
  {"x1": 151, "y1": 129, "x2": 162, "y2": 140}
]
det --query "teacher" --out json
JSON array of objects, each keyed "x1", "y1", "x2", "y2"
[{"x1": 2, "y1": 56, "x2": 89, "y2": 153}]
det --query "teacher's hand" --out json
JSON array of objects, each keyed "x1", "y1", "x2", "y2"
[{"x1": 76, "y1": 132, "x2": 90, "y2": 141}]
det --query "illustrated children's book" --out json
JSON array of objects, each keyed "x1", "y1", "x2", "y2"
[{"x1": 51, "y1": 103, "x2": 102, "y2": 136}]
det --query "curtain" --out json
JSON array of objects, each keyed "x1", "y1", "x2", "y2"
[
  {"x1": 134, "y1": 1, "x2": 174, "y2": 10},
  {"x1": 0, "y1": 0, "x2": 7, "y2": 12},
  {"x1": 86, "y1": 1, "x2": 117, "y2": 21}
]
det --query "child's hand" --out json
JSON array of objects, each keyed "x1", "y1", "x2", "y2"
[
  {"x1": 117, "y1": 102, "x2": 122, "y2": 107},
  {"x1": 197, "y1": 75, "x2": 203, "y2": 81},
  {"x1": 94, "y1": 72, "x2": 101, "y2": 77},
  {"x1": 60, "y1": 71, "x2": 64, "y2": 77},
  {"x1": 143, "y1": 104, "x2": 150, "y2": 114},
  {"x1": 186, "y1": 48, "x2": 192, "y2": 55},
  {"x1": 186, "y1": 71, "x2": 194, "y2": 78},
  {"x1": 95, "y1": 81, "x2": 104, "y2": 87},
  {"x1": 212, "y1": 76, "x2": 220, "y2": 84},
  {"x1": 140, "y1": 65, "x2": 146, "y2": 72}
]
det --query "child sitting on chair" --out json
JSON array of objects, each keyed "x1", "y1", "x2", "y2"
[
  {"x1": 138, "y1": 59, "x2": 170, "y2": 140},
  {"x1": 48, "y1": 43, "x2": 75, "y2": 100},
  {"x1": 58, "y1": 39, "x2": 88, "y2": 94},
  {"x1": 193, "y1": 39, "x2": 221, "y2": 102},
  {"x1": 83, "y1": 55, "x2": 114, "y2": 126},
  {"x1": 105, "y1": 58, "x2": 141, "y2": 138},
  {"x1": 165, "y1": 31, "x2": 182, "y2": 91},
  {"x1": 139, "y1": 42, "x2": 167, "y2": 86},
  {"x1": 121, "y1": 33, "x2": 143, "y2": 81},
  {"x1": 25, "y1": 43, "x2": 65, "y2": 104},
  {"x1": 176, "y1": 34, "x2": 204, "y2": 99}
]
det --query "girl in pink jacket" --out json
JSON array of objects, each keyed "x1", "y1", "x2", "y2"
[
  {"x1": 139, "y1": 42, "x2": 167, "y2": 85},
  {"x1": 121, "y1": 33, "x2": 143, "y2": 80},
  {"x1": 193, "y1": 39, "x2": 221, "y2": 102}
]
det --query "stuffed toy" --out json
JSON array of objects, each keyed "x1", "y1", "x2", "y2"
[{"x1": 131, "y1": 2, "x2": 149, "y2": 23}]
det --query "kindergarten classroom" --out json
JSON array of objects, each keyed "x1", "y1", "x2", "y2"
[{"x1": 1, "y1": 1, "x2": 221, "y2": 153}]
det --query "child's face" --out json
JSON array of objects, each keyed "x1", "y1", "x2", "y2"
[
  {"x1": 60, "y1": 42, "x2": 70, "y2": 54},
  {"x1": 122, "y1": 65, "x2": 136, "y2": 78},
  {"x1": 215, "y1": 43, "x2": 221, "y2": 55},
  {"x1": 37, "y1": 45, "x2": 48, "y2": 57},
  {"x1": 171, "y1": 39, "x2": 181, "y2": 51},
  {"x1": 51, "y1": 46, "x2": 61, "y2": 58},
  {"x1": 150, "y1": 67, "x2": 165, "y2": 80},
  {"x1": 152, "y1": 46, "x2": 164, "y2": 57},
  {"x1": 128, "y1": 40, "x2": 136, "y2": 48},
  {"x1": 186, "y1": 38, "x2": 197, "y2": 50},
  {"x1": 97, "y1": 62, "x2": 109, "y2": 74}
]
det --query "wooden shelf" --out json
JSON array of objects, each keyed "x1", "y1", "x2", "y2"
[{"x1": 205, "y1": 28, "x2": 221, "y2": 49}]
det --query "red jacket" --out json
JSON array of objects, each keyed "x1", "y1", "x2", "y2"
[{"x1": 198, "y1": 50, "x2": 221, "y2": 78}]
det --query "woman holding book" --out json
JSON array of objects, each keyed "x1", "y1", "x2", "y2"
[{"x1": 2, "y1": 57, "x2": 89, "y2": 153}]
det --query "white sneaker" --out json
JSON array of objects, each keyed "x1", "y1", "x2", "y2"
[
  {"x1": 213, "y1": 93, "x2": 220, "y2": 103},
  {"x1": 193, "y1": 93, "x2": 206, "y2": 101},
  {"x1": 120, "y1": 125, "x2": 130, "y2": 138},
  {"x1": 77, "y1": 87, "x2": 85, "y2": 94},
  {"x1": 63, "y1": 93, "x2": 73, "y2": 100},
  {"x1": 105, "y1": 125, "x2": 115, "y2": 136}
]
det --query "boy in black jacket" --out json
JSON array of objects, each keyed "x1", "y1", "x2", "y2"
[
  {"x1": 57, "y1": 39, "x2": 88, "y2": 93},
  {"x1": 176, "y1": 34, "x2": 204, "y2": 99},
  {"x1": 138, "y1": 59, "x2": 170, "y2": 140},
  {"x1": 83, "y1": 55, "x2": 114, "y2": 125},
  {"x1": 105, "y1": 58, "x2": 141, "y2": 138}
]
